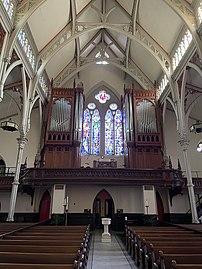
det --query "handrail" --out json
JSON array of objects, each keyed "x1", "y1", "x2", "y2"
[
  {"x1": 0, "y1": 166, "x2": 15, "y2": 176},
  {"x1": 0, "y1": 219, "x2": 51, "y2": 240},
  {"x1": 186, "y1": 195, "x2": 202, "y2": 216},
  {"x1": 182, "y1": 170, "x2": 202, "y2": 178}
]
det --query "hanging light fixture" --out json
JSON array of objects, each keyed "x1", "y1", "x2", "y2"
[
  {"x1": 197, "y1": 141, "x2": 202, "y2": 152},
  {"x1": 0, "y1": 119, "x2": 18, "y2": 132},
  {"x1": 190, "y1": 121, "x2": 202, "y2": 133}
]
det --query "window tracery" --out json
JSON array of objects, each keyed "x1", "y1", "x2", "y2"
[{"x1": 82, "y1": 97, "x2": 124, "y2": 156}]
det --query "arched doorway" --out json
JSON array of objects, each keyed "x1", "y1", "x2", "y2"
[
  {"x1": 39, "y1": 190, "x2": 51, "y2": 222},
  {"x1": 0, "y1": 158, "x2": 6, "y2": 175},
  {"x1": 156, "y1": 191, "x2": 164, "y2": 222},
  {"x1": 93, "y1": 189, "x2": 114, "y2": 229}
]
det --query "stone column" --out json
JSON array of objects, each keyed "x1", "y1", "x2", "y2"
[
  {"x1": 7, "y1": 136, "x2": 28, "y2": 222},
  {"x1": 178, "y1": 134, "x2": 199, "y2": 223}
]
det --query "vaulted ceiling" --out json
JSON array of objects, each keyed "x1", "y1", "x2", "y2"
[
  {"x1": 1, "y1": 0, "x2": 202, "y2": 126},
  {"x1": 27, "y1": 0, "x2": 191, "y2": 89}
]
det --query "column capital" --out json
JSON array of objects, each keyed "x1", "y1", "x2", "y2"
[
  {"x1": 178, "y1": 132, "x2": 189, "y2": 150},
  {"x1": 3, "y1": 57, "x2": 11, "y2": 64},
  {"x1": 12, "y1": 181, "x2": 20, "y2": 186},
  {"x1": 17, "y1": 137, "x2": 28, "y2": 149}
]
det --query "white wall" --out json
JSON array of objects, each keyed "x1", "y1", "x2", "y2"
[
  {"x1": 0, "y1": 191, "x2": 33, "y2": 213},
  {"x1": 0, "y1": 108, "x2": 41, "y2": 168},
  {"x1": 169, "y1": 193, "x2": 190, "y2": 213},
  {"x1": 65, "y1": 185, "x2": 144, "y2": 213},
  {"x1": 164, "y1": 109, "x2": 202, "y2": 173}
]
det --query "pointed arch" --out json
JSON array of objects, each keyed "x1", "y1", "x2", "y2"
[
  {"x1": 39, "y1": 190, "x2": 51, "y2": 222},
  {"x1": 93, "y1": 189, "x2": 115, "y2": 229},
  {"x1": 91, "y1": 108, "x2": 100, "y2": 155},
  {"x1": 81, "y1": 108, "x2": 91, "y2": 155},
  {"x1": 115, "y1": 109, "x2": 124, "y2": 155},
  {"x1": 0, "y1": 157, "x2": 6, "y2": 175},
  {"x1": 105, "y1": 109, "x2": 114, "y2": 155},
  {"x1": 156, "y1": 191, "x2": 164, "y2": 222}
]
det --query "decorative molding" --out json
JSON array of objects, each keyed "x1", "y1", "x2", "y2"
[{"x1": 23, "y1": 167, "x2": 184, "y2": 187}]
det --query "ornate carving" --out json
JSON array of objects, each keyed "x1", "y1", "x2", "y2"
[
  {"x1": 133, "y1": 89, "x2": 156, "y2": 99},
  {"x1": 24, "y1": 167, "x2": 185, "y2": 190},
  {"x1": 40, "y1": 22, "x2": 171, "y2": 79},
  {"x1": 178, "y1": 131, "x2": 189, "y2": 150},
  {"x1": 164, "y1": 0, "x2": 196, "y2": 26},
  {"x1": 14, "y1": 0, "x2": 46, "y2": 26}
]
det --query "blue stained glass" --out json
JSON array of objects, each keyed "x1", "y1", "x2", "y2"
[
  {"x1": 105, "y1": 109, "x2": 114, "y2": 155},
  {"x1": 115, "y1": 110, "x2": 124, "y2": 155},
  {"x1": 122, "y1": 107, "x2": 128, "y2": 155},
  {"x1": 8, "y1": 3, "x2": 13, "y2": 18},
  {"x1": 91, "y1": 109, "x2": 100, "y2": 155},
  {"x1": 3, "y1": 0, "x2": 9, "y2": 10},
  {"x1": 81, "y1": 109, "x2": 91, "y2": 155}
]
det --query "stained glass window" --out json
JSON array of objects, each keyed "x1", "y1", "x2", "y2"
[
  {"x1": 95, "y1": 90, "x2": 110, "y2": 104},
  {"x1": 105, "y1": 109, "x2": 114, "y2": 155},
  {"x1": 81, "y1": 109, "x2": 91, "y2": 155},
  {"x1": 122, "y1": 106, "x2": 128, "y2": 155},
  {"x1": 18, "y1": 30, "x2": 35, "y2": 70},
  {"x1": 115, "y1": 109, "x2": 124, "y2": 155},
  {"x1": 2, "y1": 0, "x2": 14, "y2": 19},
  {"x1": 109, "y1": 103, "x2": 117, "y2": 110},
  {"x1": 91, "y1": 109, "x2": 100, "y2": 155},
  {"x1": 88, "y1": 103, "x2": 96, "y2": 110},
  {"x1": 81, "y1": 102, "x2": 124, "y2": 156}
]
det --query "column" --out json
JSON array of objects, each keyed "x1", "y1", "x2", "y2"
[
  {"x1": 178, "y1": 134, "x2": 199, "y2": 223},
  {"x1": 7, "y1": 136, "x2": 28, "y2": 222}
]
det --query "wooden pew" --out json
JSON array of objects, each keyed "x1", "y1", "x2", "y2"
[
  {"x1": 126, "y1": 226, "x2": 202, "y2": 269},
  {"x1": 0, "y1": 244, "x2": 83, "y2": 253},
  {"x1": 0, "y1": 224, "x2": 90, "y2": 269},
  {"x1": 0, "y1": 252, "x2": 83, "y2": 264},
  {"x1": 158, "y1": 251, "x2": 202, "y2": 269},
  {"x1": 171, "y1": 260, "x2": 202, "y2": 269},
  {"x1": 147, "y1": 243, "x2": 202, "y2": 269},
  {"x1": 0, "y1": 262, "x2": 80, "y2": 269},
  {"x1": 4, "y1": 234, "x2": 87, "y2": 240}
]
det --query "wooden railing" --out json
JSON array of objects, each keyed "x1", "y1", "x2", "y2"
[
  {"x1": 0, "y1": 166, "x2": 15, "y2": 176},
  {"x1": 22, "y1": 167, "x2": 184, "y2": 188}
]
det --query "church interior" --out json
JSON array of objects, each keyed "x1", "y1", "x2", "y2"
[{"x1": 0, "y1": 0, "x2": 202, "y2": 268}]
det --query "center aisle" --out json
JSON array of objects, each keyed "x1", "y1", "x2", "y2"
[{"x1": 87, "y1": 230, "x2": 138, "y2": 269}]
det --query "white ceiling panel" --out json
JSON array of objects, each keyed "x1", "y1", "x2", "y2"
[
  {"x1": 45, "y1": 40, "x2": 75, "y2": 79},
  {"x1": 138, "y1": 0, "x2": 183, "y2": 53},
  {"x1": 28, "y1": 0, "x2": 70, "y2": 51}
]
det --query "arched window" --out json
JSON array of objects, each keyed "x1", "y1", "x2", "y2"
[
  {"x1": 91, "y1": 109, "x2": 101, "y2": 155},
  {"x1": 81, "y1": 91, "x2": 124, "y2": 156},
  {"x1": 115, "y1": 109, "x2": 124, "y2": 155},
  {"x1": 81, "y1": 109, "x2": 91, "y2": 155},
  {"x1": 105, "y1": 109, "x2": 114, "y2": 155}
]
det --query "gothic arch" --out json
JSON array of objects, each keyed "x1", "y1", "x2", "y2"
[
  {"x1": 39, "y1": 190, "x2": 51, "y2": 222},
  {"x1": 93, "y1": 189, "x2": 115, "y2": 229}
]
